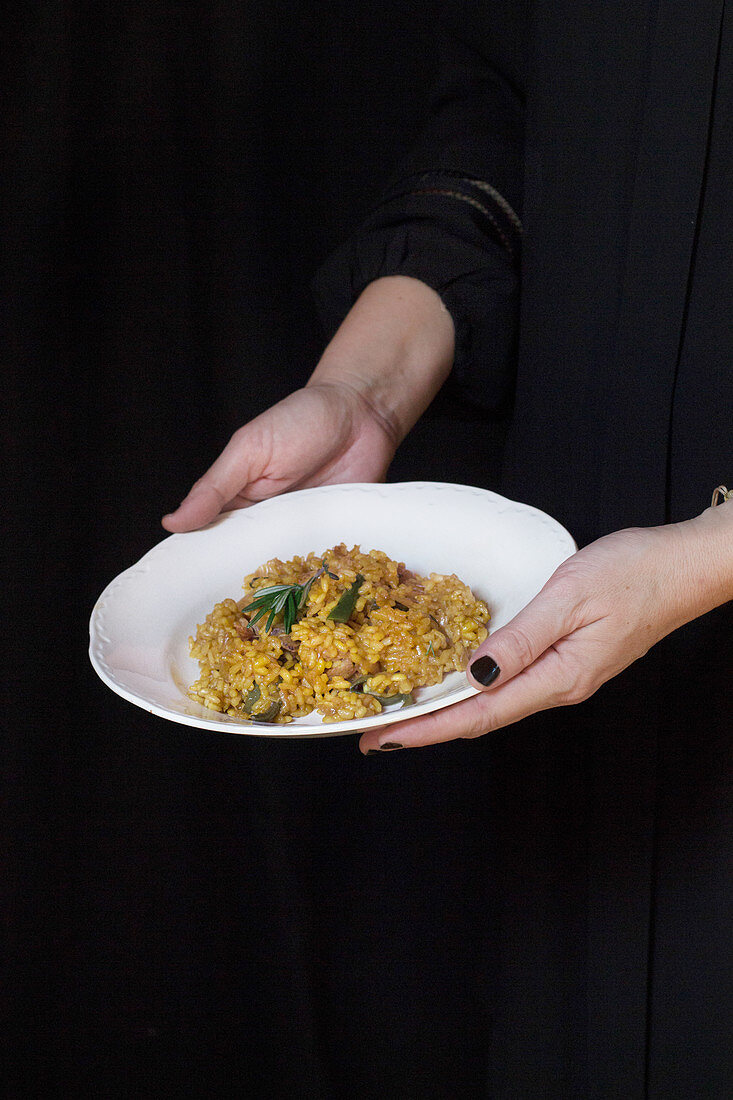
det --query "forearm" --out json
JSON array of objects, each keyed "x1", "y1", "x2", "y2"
[{"x1": 308, "y1": 275, "x2": 455, "y2": 445}]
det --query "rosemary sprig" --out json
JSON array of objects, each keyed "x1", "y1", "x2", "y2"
[
  {"x1": 243, "y1": 583, "x2": 299, "y2": 633},
  {"x1": 242, "y1": 561, "x2": 335, "y2": 634}
]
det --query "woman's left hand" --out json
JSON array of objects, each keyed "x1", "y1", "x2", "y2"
[{"x1": 358, "y1": 509, "x2": 733, "y2": 753}]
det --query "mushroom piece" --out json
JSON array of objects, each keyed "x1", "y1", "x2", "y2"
[
  {"x1": 234, "y1": 619, "x2": 257, "y2": 641},
  {"x1": 326, "y1": 656, "x2": 358, "y2": 681}
]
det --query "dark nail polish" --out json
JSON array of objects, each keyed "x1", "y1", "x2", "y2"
[
  {"x1": 380, "y1": 741, "x2": 403, "y2": 751},
  {"x1": 366, "y1": 748, "x2": 381, "y2": 756},
  {"x1": 470, "y1": 655, "x2": 500, "y2": 686}
]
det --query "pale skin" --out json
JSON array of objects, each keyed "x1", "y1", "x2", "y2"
[{"x1": 162, "y1": 275, "x2": 733, "y2": 753}]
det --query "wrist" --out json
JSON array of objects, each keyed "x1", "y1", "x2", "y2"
[
  {"x1": 308, "y1": 275, "x2": 455, "y2": 441},
  {"x1": 672, "y1": 498, "x2": 733, "y2": 620}
]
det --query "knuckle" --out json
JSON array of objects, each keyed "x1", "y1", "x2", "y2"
[
  {"x1": 545, "y1": 569, "x2": 578, "y2": 602},
  {"x1": 462, "y1": 724, "x2": 489, "y2": 740},
  {"x1": 198, "y1": 479, "x2": 225, "y2": 504},
  {"x1": 557, "y1": 672, "x2": 597, "y2": 707},
  {"x1": 461, "y1": 702, "x2": 495, "y2": 740},
  {"x1": 509, "y1": 625, "x2": 538, "y2": 669},
  {"x1": 555, "y1": 685, "x2": 581, "y2": 707},
  {"x1": 545, "y1": 571, "x2": 588, "y2": 628}
]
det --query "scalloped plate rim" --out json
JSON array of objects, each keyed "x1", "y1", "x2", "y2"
[{"x1": 88, "y1": 481, "x2": 576, "y2": 738}]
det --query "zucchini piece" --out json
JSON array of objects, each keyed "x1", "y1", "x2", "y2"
[
  {"x1": 252, "y1": 699, "x2": 282, "y2": 723},
  {"x1": 240, "y1": 684, "x2": 261, "y2": 715},
  {"x1": 364, "y1": 691, "x2": 414, "y2": 708}
]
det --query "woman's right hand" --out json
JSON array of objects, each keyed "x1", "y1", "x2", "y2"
[
  {"x1": 161, "y1": 275, "x2": 456, "y2": 532},
  {"x1": 161, "y1": 380, "x2": 400, "y2": 532}
]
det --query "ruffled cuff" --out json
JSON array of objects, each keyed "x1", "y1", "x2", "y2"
[{"x1": 311, "y1": 171, "x2": 521, "y2": 413}]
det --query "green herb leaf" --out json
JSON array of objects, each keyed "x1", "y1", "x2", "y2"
[
  {"x1": 244, "y1": 583, "x2": 294, "y2": 606},
  {"x1": 241, "y1": 565, "x2": 358, "y2": 635},
  {"x1": 272, "y1": 589, "x2": 291, "y2": 613},
  {"x1": 243, "y1": 577, "x2": 316, "y2": 635},
  {"x1": 297, "y1": 573, "x2": 318, "y2": 609},
  {"x1": 328, "y1": 574, "x2": 365, "y2": 623},
  {"x1": 240, "y1": 684, "x2": 261, "y2": 715},
  {"x1": 240, "y1": 682, "x2": 282, "y2": 722},
  {"x1": 247, "y1": 605, "x2": 269, "y2": 629},
  {"x1": 283, "y1": 591, "x2": 298, "y2": 633}
]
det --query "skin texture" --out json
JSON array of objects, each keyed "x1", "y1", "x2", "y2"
[
  {"x1": 357, "y1": 509, "x2": 733, "y2": 752},
  {"x1": 162, "y1": 276, "x2": 733, "y2": 752}
]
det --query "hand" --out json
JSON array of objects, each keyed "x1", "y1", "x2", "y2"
[
  {"x1": 162, "y1": 276, "x2": 455, "y2": 532},
  {"x1": 161, "y1": 381, "x2": 399, "y2": 532},
  {"x1": 358, "y1": 514, "x2": 733, "y2": 753}
]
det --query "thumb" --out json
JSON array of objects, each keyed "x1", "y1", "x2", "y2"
[
  {"x1": 466, "y1": 586, "x2": 571, "y2": 691},
  {"x1": 162, "y1": 427, "x2": 265, "y2": 532},
  {"x1": 162, "y1": 479, "x2": 232, "y2": 532}
]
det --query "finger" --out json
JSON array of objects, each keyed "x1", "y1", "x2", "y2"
[
  {"x1": 162, "y1": 429, "x2": 268, "y2": 532},
  {"x1": 162, "y1": 481, "x2": 234, "y2": 532},
  {"x1": 465, "y1": 578, "x2": 584, "y2": 692},
  {"x1": 359, "y1": 647, "x2": 566, "y2": 752}
]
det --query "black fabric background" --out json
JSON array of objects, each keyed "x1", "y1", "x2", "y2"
[{"x1": 3, "y1": 4, "x2": 510, "y2": 1096}]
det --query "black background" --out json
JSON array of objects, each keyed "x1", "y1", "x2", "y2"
[{"x1": 3, "y1": 4, "x2": 510, "y2": 1095}]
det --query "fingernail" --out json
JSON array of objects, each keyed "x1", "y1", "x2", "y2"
[
  {"x1": 379, "y1": 741, "x2": 403, "y2": 751},
  {"x1": 365, "y1": 748, "x2": 381, "y2": 756},
  {"x1": 470, "y1": 655, "x2": 500, "y2": 686}
]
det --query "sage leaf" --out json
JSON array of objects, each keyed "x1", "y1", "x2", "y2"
[
  {"x1": 240, "y1": 684, "x2": 261, "y2": 715},
  {"x1": 328, "y1": 574, "x2": 365, "y2": 623}
]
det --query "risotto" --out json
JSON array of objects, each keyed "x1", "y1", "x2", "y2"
[{"x1": 187, "y1": 544, "x2": 489, "y2": 724}]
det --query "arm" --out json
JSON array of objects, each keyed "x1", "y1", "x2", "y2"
[
  {"x1": 312, "y1": 0, "x2": 528, "y2": 412},
  {"x1": 358, "y1": 499, "x2": 733, "y2": 752},
  {"x1": 161, "y1": 276, "x2": 454, "y2": 531},
  {"x1": 308, "y1": 276, "x2": 455, "y2": 445},
  {"x1": 164, "y1": 4, "x2": 528, "y2": 530}
]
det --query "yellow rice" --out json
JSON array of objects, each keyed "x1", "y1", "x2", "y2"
[{"x1": 188, "y1": 543, "x2": 489, "y2": 723}]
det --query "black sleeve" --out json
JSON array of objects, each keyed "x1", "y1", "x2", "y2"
[{"x1": 311, "y1": 0, "x2": 529, "y2": 412}]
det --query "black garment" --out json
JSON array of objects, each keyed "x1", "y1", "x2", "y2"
[{"x1": 314, "y1": 2, "x2": 732, "y2": 1096}]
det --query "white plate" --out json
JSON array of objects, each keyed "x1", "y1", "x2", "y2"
[{"x1": 89, "y1": 482, "x2": 576, "y2": 737}]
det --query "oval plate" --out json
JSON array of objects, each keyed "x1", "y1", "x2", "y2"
[{"x1": 89, "y1": 482, "x2": 576, "y2": 737}]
